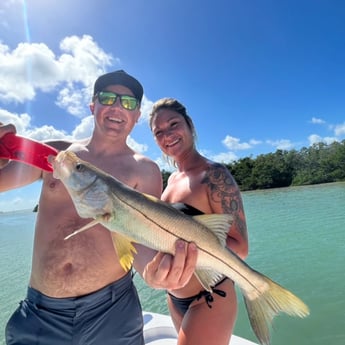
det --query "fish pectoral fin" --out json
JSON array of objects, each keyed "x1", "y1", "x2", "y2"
[
  {"x1": 64, "y1": 219, "x2": 101, "y2": 240},
  {"x1": 192, "y1": 214, "x2": 233, "y2": 246},
  {"x1": 194, "y1": 268, "x2": 225, "y2": 292},
  {"x1": 110, "y1": 232, "x2": 137, "y2": 272}
]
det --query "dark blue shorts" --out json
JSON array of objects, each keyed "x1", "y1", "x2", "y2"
[{"x1": 6, "y1": 271, "x2": 144, "y2": 345}]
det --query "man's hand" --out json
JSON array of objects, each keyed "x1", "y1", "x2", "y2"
[{"x1": 143, "y1": 240, "x2": 198, "y2": 290}]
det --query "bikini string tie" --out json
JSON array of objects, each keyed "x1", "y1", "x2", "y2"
[{"x1": 196, "y1": 288, "x2": 227, "y2": 309}]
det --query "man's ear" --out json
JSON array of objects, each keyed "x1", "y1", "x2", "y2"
[{"x1": 89, "y1": 102, "x2": 95, "y2": 114}]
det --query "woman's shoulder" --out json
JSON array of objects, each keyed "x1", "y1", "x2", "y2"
[
  {"x1": 205, "y1": 160, "x2": 234, "y2": 177},
  {"x1": 206, "y1": 159, "x2": 228, "y2": 169},
  {"x1": 201, "y1": 161, "x2": 239, "y2": 193}
]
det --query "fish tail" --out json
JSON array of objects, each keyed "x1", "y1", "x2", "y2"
[{"x1": 242, "y1": 276, "x2": 310, "y2": 345}]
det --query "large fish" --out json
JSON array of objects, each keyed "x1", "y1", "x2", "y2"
[{"x1": 52, "y1": 151, "x2": 309, "y2": 345}]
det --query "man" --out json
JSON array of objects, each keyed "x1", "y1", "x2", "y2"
[{"x1": 0, "y1": 70, "x2": 197, "y2": 345}]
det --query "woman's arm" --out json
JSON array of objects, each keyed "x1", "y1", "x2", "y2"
[{"x1": 204, "y1": 163, "x2": 249, "y2": 259}]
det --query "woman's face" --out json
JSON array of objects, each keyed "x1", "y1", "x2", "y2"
[{"x1": 151, "y1": 108, "x2": 194, "y2": 158}]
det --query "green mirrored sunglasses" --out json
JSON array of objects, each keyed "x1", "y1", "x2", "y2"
[{"x1": 97, "y1": 91, "x2": 139, "y2": 111}]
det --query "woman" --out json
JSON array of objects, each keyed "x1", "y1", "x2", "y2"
[{"x1": 149, "y1": 98, "x2": 249, "y2": 345}]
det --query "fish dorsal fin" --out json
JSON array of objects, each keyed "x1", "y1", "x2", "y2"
[
  {"x1": 143, "y1": 192, "x2": 161, "y2": 202},
  {"x1": 110, "y1": 232, "x2": 137, "y2": 272},
  {"x1": 192, "y1": 214, "x2": 233, "y2": 247},
  {"x1": 194, "y1": 268, "x2": 225, "y2": 292}
]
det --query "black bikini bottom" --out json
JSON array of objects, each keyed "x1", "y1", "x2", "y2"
[{"x1": 167, "y1": 277, "x2": 228, "y2": 315}]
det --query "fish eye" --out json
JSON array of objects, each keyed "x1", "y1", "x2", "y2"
[{"x1": 75, "y1": 163, "x2": 85, "y2": 172}]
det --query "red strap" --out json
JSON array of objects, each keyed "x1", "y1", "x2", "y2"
[{"x1": 0, "y1": 133, "x2": 58, "y2": 172}]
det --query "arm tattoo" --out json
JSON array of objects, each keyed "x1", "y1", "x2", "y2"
[{"x1": 201, "y1": 163, "x2": 247, "y2": 238}]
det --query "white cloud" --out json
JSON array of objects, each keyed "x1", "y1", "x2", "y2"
[
  {"x1": 0, "y1": 108, "x2": 69, "y2": 141},
  {"x1": 139, "y1": 95, "x2": 154, "y2": 124},
  {"x1": 28, "y1": 125, "x2": 69, "y2": 142},
  {"x1": 334, "y1": 122, "x2": 345, "y2": 137},
  {"x1": 308, "y1": 134, "x2": 322, "y2": 145},
  {"x1": 71, "y1": 115, "x2": 94, "y2": 140},
  {"x1": 0, "y1": 35, "x2": 114, "y2": 116},
  {"x1": 58, "y1": 35, "x2": 115, "y2": 87},
  {"x1": 308, "y1": 120, "x2": 345, "y2": 146},
  {"x1": 222, "y1": 135, "x2": 252, "y2": 150},
  {"x1": 311, "y1": 117, "x2": 325, "y2": 124},
  {"x1": 323, "y1": 137, "x2": 338, "y2": 144},
  {"x1": 0, "y1": 35, "x2": 156, "y2": 157},
  {"x1": 56, "y1": 87, "x2": 89, "y2": 118},
  {"x1": 210, "y1": 151, "x2": 238, "y2": 164},
  {"x1": 266, "y1": 139, "x2": 294, "y2": 150},
  {"x1": 308, "y1": 134, "x2": 338, "y2": 145},
  {"x1": 197, "y1": 148, "x2": 238, "y2": 164},
  {"x1": 0, "y1": 108, "x2": 31, "y2": 133},
  {"x1": 249, "y1": 139, "x2": 262, "y2": 146}
]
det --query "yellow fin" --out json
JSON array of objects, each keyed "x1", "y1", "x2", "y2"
[
  {"x1": 192, "y1": 214, "x2": 233, "y2": 246},
  {"x1": 110, "y1": 232, "x2": 137, "y2": 272},
  {"x1": 243, "y1": 276, "x2": 310, "y2": 345}
]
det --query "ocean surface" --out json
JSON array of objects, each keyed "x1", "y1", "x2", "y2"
[{"x1": 0, "y1": 182, "x2": 344, "y2": 345}]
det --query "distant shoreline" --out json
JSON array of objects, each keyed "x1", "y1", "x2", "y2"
[
  {"x1": 0, "y1": 208, "x2": 33, "y2": 214},
  {"x1": 3, "y1": 181, "x2": 344, "y2": 214}
]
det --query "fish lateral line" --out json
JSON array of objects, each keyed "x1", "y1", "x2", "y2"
[{"x1": 114, "y1": 192, "x2": 233, "y2": 251}]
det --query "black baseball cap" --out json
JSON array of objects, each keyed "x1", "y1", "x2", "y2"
[{"x1": 93, "y1": 70, "x2": 144, "y2": 102}]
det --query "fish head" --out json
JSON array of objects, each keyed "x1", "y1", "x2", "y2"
[
  {"x1": 52, "y1": 150, "x2": 113, "y2": 219},
  {"x1": 52, "y1": 150, "x2": 76, "y2": 181}
]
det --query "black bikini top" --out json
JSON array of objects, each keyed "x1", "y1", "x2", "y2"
[{"x1": 170, "y1": 202, "x2": 204, "y2": 216}]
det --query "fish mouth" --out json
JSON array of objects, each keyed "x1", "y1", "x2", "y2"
[{"x1": 51, "y1": 151, "x2": 75, "y2": 180}]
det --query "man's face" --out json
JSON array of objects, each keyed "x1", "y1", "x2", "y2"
[{"x1": 90, "y1": 85, "x2": 141, "y2": 138}]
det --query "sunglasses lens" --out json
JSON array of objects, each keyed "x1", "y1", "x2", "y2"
[
  {"x1": 98, "y1": 92, "x2": 116, "y2": 105},
  {"x1": 98, "y1": 92, "x2": 138, "y2": 110},
  {"x1": 120, "y1": 96, "x2": 138, "y2": 110}
]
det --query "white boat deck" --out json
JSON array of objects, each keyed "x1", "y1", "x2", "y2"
[{"x1": 143, "y1": 312, "x2": 258, "y2": 345}]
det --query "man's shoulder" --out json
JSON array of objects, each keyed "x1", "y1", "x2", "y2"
[
  {"x1": 45, "y1": 137, "x2": 90, "y2": 152},
  {"x1": 131, "y1": 153, "x2": 162, "y2": 196},
  {"x1": 133, "y1": 152, "x2": 159, "y2": 170}
]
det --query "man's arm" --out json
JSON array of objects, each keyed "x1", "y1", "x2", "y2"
[{"x1": 0, "y1": 124, "x2": 73, "y2": 192}]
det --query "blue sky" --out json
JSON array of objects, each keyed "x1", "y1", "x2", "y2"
[{"x1": 0, "y1": 0, "x2": 344, "y2": 211}]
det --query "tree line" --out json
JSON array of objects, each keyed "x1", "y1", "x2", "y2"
[{"x1": 161, "y1": 140, "x2": 345, "y2": 191}]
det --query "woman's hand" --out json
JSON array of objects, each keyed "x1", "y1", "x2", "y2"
[{"x1": 143, "y1": 240, "x2": 198, "y2": 290}]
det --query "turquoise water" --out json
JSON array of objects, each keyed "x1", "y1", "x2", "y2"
[{"x1": 0, "y1": 182, "x2": 344, "y2": 345}]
